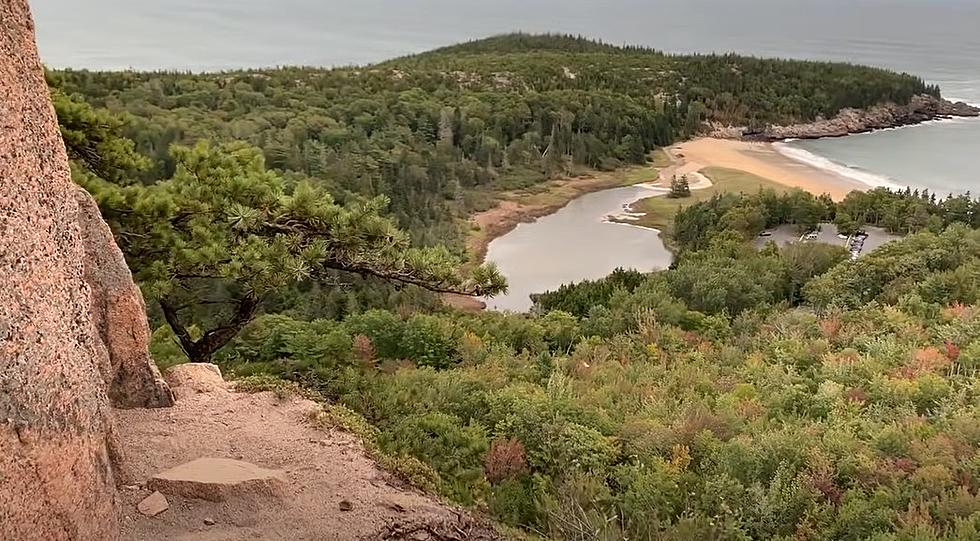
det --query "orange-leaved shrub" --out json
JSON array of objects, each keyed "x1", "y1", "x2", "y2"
[{"x1": 485, "y1": 438, "x2": 529, "y2": 484}]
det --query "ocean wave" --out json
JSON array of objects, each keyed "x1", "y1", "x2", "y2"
[{"x1": 772, "y1": 143, "x2": 904, "y2": 190}]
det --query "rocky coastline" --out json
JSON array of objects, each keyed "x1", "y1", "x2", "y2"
[{"x1": 710, "y1": 94, "x2": 980, "y2": 142}]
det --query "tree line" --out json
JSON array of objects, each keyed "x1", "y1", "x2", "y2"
[{"x1": 671, "y1": 186, "x2": 980, "y2": 253}]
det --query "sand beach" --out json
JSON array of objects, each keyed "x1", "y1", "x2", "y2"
[{"x1": 669, "y1": 138, "x2": 867, "y2": 201}]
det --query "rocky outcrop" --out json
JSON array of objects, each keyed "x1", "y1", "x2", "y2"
[
  {"x1": 75, "y1": 186, "x2": 174, "y2": 409},
  {"x1": 933, "y1": 98, "x2": 980, "y2": 117},
  {"x1": 0, "y1": 0, "x2": 120, "y2": 538},
  {"x1": 711, "y1": 94, "x2": 980, "y2": 141}
]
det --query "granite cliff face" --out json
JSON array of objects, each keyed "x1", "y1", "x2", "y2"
[
  {"x1": 75, "y1": 186, "x2": 175, "y2": 409},
  {"x1": 0, "y1": 1, "x2": 169, "y2": 539},
  {"x1": 710, "y1": 94, "x2": 980, "y2": 141}
]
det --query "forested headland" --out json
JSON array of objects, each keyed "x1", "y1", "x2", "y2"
[
  {"x1": 51, "y1": 33, "x2": 935, "y2": 250},
  {"x1": 51, "y1": 34, "x2": 980, "y2": 540}
]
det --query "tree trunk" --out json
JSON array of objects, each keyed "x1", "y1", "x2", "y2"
[{"x1": 159, "y1": 293, "x2": 260, "y2": 363}]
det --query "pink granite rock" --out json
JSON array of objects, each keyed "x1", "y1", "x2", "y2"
[
  {"x1": 1, "y1": 1, "x2": 121, "y2": 539},
  {"x1": 75, "y1": 186, "x2": 175, "y2": 409}
]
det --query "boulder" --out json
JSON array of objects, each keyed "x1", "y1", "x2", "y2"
[
  {"x1": 0, "y1": 1, "x2": 119, "y2": 538},
  {"x1": 147, "y1": 458, "x2": 287, "y2": 502},
  {"x1": 164, "y1": 363, "x2": 227, "y2": 395},
  {"x1": 137, "y1": 491, "x2": 169, "y2": 517},
  {"x1": 75, "y1": 186, "x2": 175, "y2": 409}
]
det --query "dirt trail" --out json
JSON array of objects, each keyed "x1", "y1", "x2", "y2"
[{"x1": 115, "y1": 374, "x2": 499, "y2": 540}]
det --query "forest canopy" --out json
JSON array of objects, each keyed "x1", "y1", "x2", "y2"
[{"x1": 49, "y1": 33, "x2": 935, "y2": 251}]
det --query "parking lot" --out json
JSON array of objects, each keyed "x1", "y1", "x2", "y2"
[{"x1": 754, "y1": 223, "x2": 902, "y2": 258}]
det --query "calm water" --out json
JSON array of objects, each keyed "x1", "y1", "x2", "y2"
[
  {"x1": 484, "y1": 187, "x2": 672, "y2": 312},
  {"x1": 32, "y1": 0, "x2": 980, "y2": 308},
  {"x1": 783, "y1": 117, "x2": 980, "y2": 197},
  {"x1": 31, "y1": 1, "x2": 980, "y2": 79}
]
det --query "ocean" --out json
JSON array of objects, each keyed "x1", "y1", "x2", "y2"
[{"x1": 32, "y1": 0, "x2": 980, "y2": 195}]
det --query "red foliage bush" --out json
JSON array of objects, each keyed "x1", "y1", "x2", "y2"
[
  {"x1": 845, "y1": 387, "x2": 868, "y2": 404},
  {"x1": 352, "y1": 334, "x2": 376, "y2": 366},
  {"x1": 892, "y1": 457, "x2": 917, "y2": 475},
  {"x1": 809, "y1": 470, "x2": 843, "y2": 505},
  {"x1": 676, "y1": 407, "x2": 735, "y2": 443},
  {"x1": 945, "y1": 341, "x2": 961, "y2": 361},
  {"x1": 484, "y1": 438, "x2": 529, "y2": 484},
  {"x1": 819, "y1": 318, "x2": 841, "y2": 340},
  {"x1": 942, "y1": 302, "x2": 971, "y2": 321},
  {"x1": 895, "y1": 347, "x2": 952, "y2": 378}
]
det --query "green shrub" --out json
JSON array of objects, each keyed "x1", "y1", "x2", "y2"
[
  {"x1": 488, "y1": 478, "x2": 543, "y2": 529},
  {"x1": 401, "y1": 314, "x2": 460, "y2": 368},
  {"x1": 220, "y1": 314, "x2": 352, "y2": 371},
  {"x1": 344, "y1": 310, "x2": 405, "y2": 360},
  {"x1": 379, "y1": 412, "x2": 490, "y2": 504},
  {"x1": 149, "y1": 324, "x2": 189, "y2": 369}
]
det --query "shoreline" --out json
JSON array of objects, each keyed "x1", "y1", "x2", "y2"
[
  {"x1": 711, "y1": 94, "x2": 979, "y2": 142},
  {"x1": 453, "y1": 107, "x2": 975, "y2": 311},
  {"x1": 465, "y1": 162, "x2": 666, "y2": 263},
  {"x1": 766, "y1": 111, "x2": 980, "y2": 193},
  {"x1": 774, "y1": 112, "x2": 980, "y2": 142},
  {"x1": 464, "y1": 133, "x2": 875, "y2": 270},
  {"x1": 668, "y1": 138, "x2": 865, "y2": 201},
  {"x1": 466, "y1": 176, "x2": 630, "y2": 264},
  {"x1": 770, "y1": 142, "x2": 903, "y2": 192},
  {"x1": 447, "y1": 165, "x2": 663, "y2": 312}
]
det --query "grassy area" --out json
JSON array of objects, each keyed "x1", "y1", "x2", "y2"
[
  {"x1": 622, "y1": 149, "x2": 672, "y2": 184},
  {"x1": 626, "y1": 166, "x2": 791, "y2": 232},
  {"x1": 650, "y1": 148, "x2": 673, "y2": 168}
]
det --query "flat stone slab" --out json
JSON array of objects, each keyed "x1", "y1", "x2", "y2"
[
  {"x1": 147, "y1": 458, "x2": 287, "y2": 502},
  {"x1": 137, "y1": 491, "x2": 169, "y2": 517}
]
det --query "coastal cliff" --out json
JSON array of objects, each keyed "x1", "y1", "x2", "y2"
[{"x1": 711, "y1": 94, "x2": 980, "y2": 141}]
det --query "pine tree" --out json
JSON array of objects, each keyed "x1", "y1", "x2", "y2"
[
  {"x1": 80, "y1": 141, "x2": 506, "y2": 362},
  {"x1": 438, "y1": 107, "x2": 455, "y2": 147},
  {"x1": 49, "y1": 82, "x2": 148, "y2": 183},
  {"x1": 669, "y1": 174, "x2": 691, "y2": 198}
]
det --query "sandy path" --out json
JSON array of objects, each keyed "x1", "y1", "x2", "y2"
[
  {"x1": 115, "y1": 379, "x2": 498, "y2": 540},
  {"x1": 672, "y1": 138, "x2": 865, "y2": 200}
]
